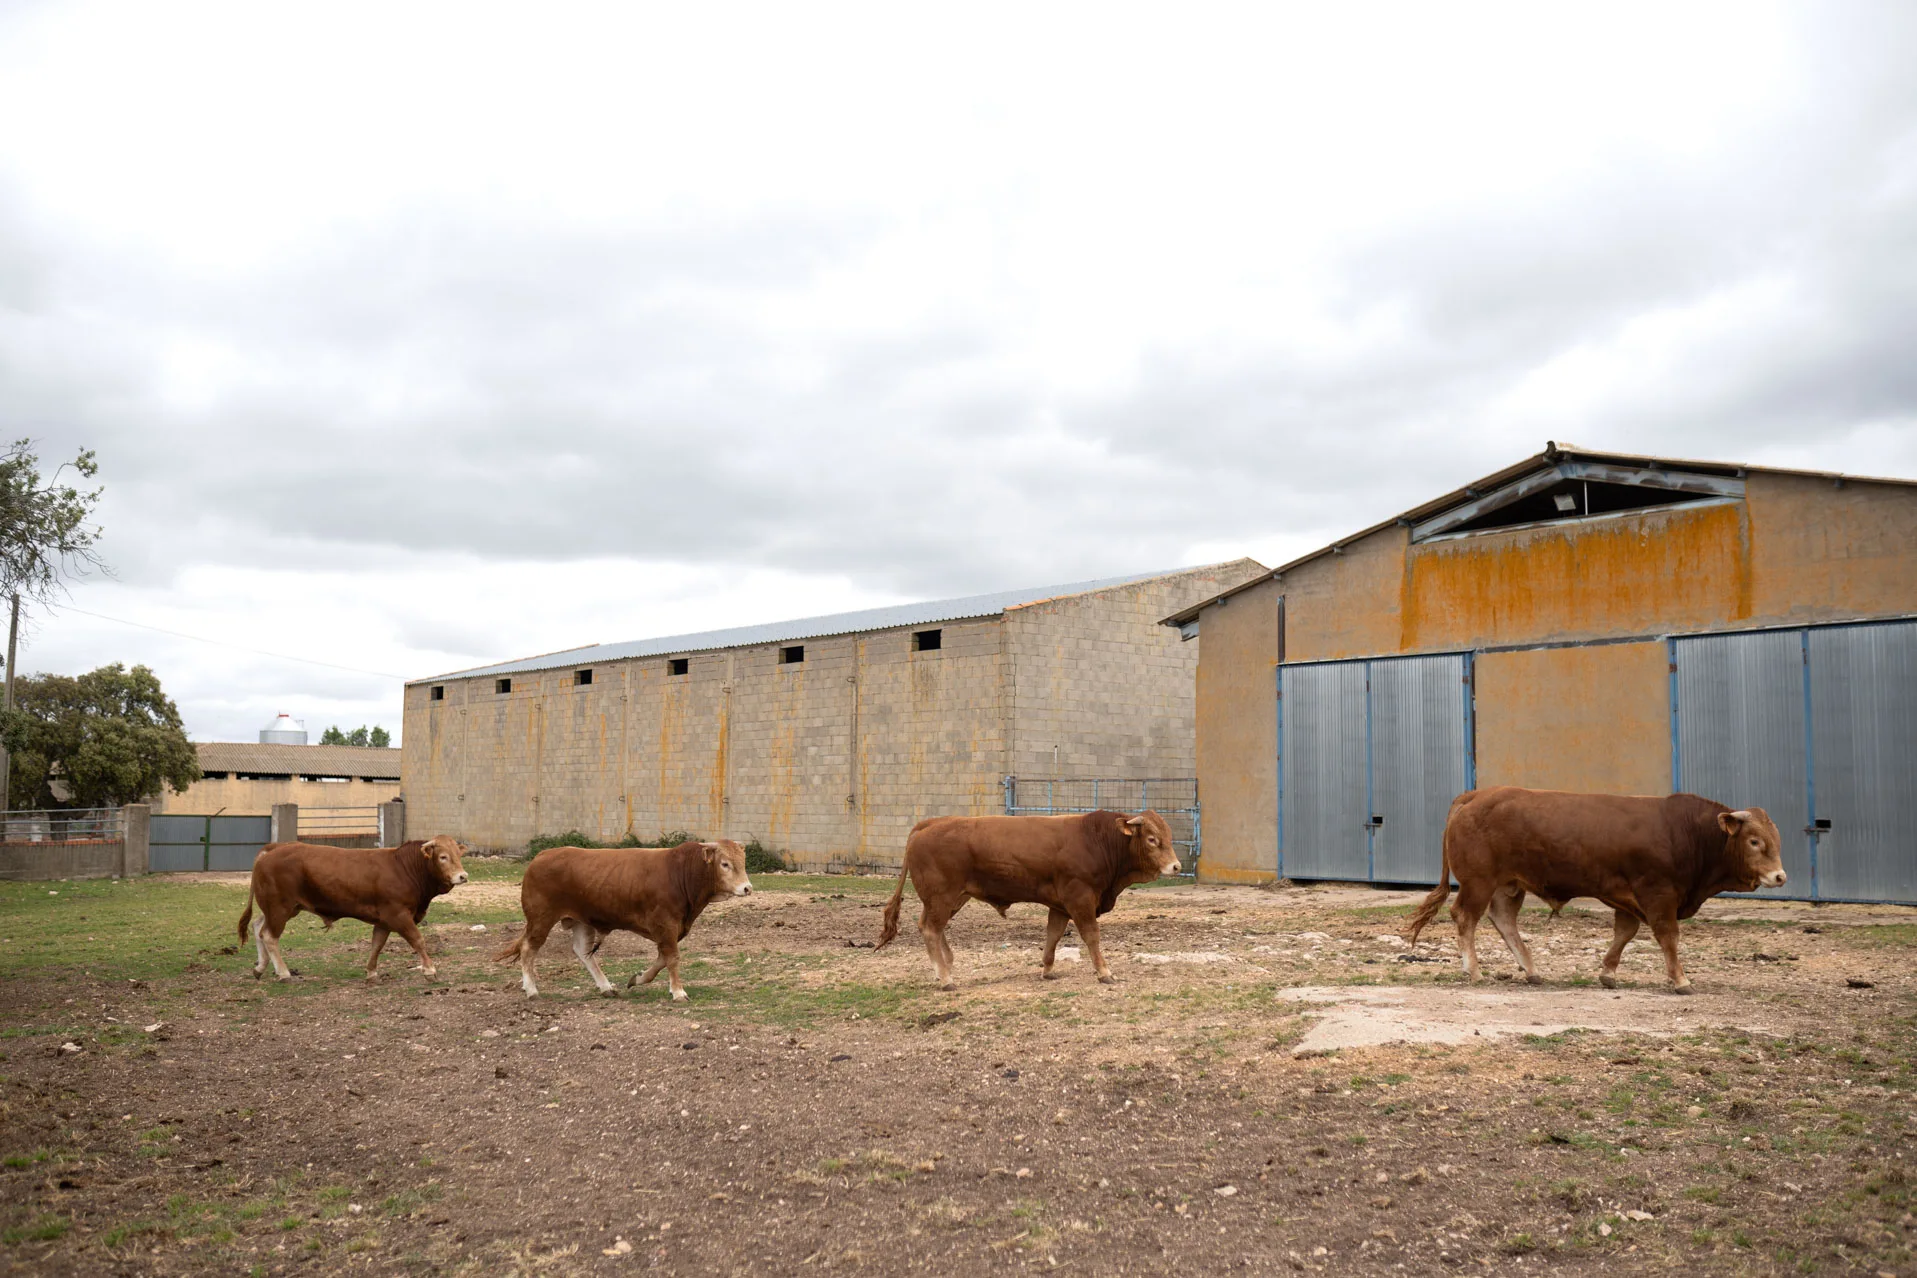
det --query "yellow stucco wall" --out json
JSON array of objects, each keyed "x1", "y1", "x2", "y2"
[
  {"x1": 1746, "y1": 472, "x2": 1917, "y2": 623},
  {"x1": 1190, "y1": 577, "x2": 1281, "y2": 884},
  {"x1": 1473, "y1": 642, "x2": 1671, "y2": 796},
  {"x1": 152, "y1": 775, "x2": 398, "y2": 817}
]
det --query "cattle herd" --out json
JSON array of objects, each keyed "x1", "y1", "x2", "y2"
[{"x1": 235, "y1": 785, "x2": 1790, "y2": 1001}]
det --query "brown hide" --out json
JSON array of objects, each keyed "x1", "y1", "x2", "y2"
[
  {"x1": 238, "y1": 835, "x2": 468, "y2": 981},
  {"x1": 1404, "y1": 787, "x2": 1787, "y2": 992},
  {"x1": 875, "y1": 810, "x2": 1181, "y2": 988},
  {"x1": 497, "y1": 840, "x2": 751, "y2": 999}
]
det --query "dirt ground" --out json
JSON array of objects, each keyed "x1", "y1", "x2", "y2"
[{"x1": 2, "y1": 869, "x2": 1914, "y2": 1276}]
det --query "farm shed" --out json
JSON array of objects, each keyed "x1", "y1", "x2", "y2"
[
  {"x1": 151, "y1": 742, "x2": 402, "y2": 816},
  {"x1": 403, "y1": 560, "x2": 1264, "y2": 866},
  {"x1": 1164, "y1": 443, "x2": 1917, "y2": 902}
]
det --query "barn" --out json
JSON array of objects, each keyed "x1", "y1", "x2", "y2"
[
  {"x1": 1164, "y1": 443, "x2": 1917, "y2": 902},
  {"x1": 403, "y1": 560, "x2": 1264, "y2": 865}
]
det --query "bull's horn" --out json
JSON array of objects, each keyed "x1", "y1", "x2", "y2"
[
  {"x1": 1122, "y1": 816, "x2": 1142, "y2": 828},
  {"x1": 1729, "y1": 810, "x2": 1752, "y2": 821}
]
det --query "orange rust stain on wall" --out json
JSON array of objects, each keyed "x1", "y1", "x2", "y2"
[
  {"x1": 1403, "y1": 502, "x2": 1748, "y2": 652},
  {"x1": 1473, "y1": 642, "x2": 1670, "y2": 797}
]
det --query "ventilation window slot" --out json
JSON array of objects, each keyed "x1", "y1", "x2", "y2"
[
  {"x1": 780, "y1": 645, "x2": 805, "y2": 665},
  {"x1": 913, "y1": 629, "x2": 942, "y2": 652},
  {"x1": 430, "y1": 686, "x2": 444, "y2": 701},
  {"x1": 495, "y1": 678, "x2": 512, "y2": 694},
  {"x1": 574, "y1": 669, "x2": 593, "y2": 686},
  {"x1": 1412, "y1": 463, "x2": 1743, "y2": 542},
  {"x1": 667, "y1": 658, "x2": 689, "y2": 676}
]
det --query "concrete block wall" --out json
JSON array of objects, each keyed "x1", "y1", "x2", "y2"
[{"x1": 1006, "y1": 560, "x2": 1264, "y2": 780}]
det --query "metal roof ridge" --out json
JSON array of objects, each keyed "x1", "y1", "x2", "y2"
[{"x1": 412, "y1": 561, "x2": 1253, "y2": 684}]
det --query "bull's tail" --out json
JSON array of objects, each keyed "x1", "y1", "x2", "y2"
[
  {"x1": 237, "y1": 883, "x2": 255, "y2": 945},
  {"x1": 1404, "y1": 792, "x2": 1471, "y2": 943},
  {"x1": 492, "y1": 932, "x2": 525, "y2": 964},
  {"x1": 874, "y1": 860, "x2": 911, "y2": 951}
]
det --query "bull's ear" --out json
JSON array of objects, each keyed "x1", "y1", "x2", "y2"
[
  {"x1": 701, "y1": 842, "x2": 718, "y2": 862},
  {"x1": 422, "y1": 841, "x2": 435, "y2": 859},
  {"x1": 1117, "y1": 816, "x2": 1140, "y2": 835},
  {"x1": 1717, "y1": 811, "x2": 1745, "y2": 834}
]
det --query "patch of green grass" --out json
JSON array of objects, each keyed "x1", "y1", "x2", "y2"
[
  {"x1": 378, "y1": 1184, "x2": 441, "y2": 1217},
  {"x1": 1, "y1": 1149, "x2": 54, "y2": 1168},
  {"x1": 103, "y1": 1220, "x2": 170, "y2": 1248},
  {"x1": 1684, "y1": 1185, "x2": 1720, "y2": 1204},
  {"x1": 1, "y1": 1214, "x2": 67, "y2": 1245},
  {"x1": 278, "y1": 1216, "x2": 304, "y2": 1231}
]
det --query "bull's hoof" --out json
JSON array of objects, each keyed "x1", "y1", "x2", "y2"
[
  {"x1": 938, "y1": 980, "x2": 957, "y2": 992},
  {"x1": 251, "y1": 968, "x2": 263, "y2": 981},
  {"x1": 1671, "y1": 983, "x2": 1694, "y2": 996},
  {"x1": 1097, "y1": 972, "x2": 1117, "y2": 986},
  {"x1": 1041, "y1": 969, "x2": 1059, "y2": 981},
  {"x1": 1525, "y1": 973, "x2": 1544, "y2": 986},
  {"x1": 364, "y1": 973, "x2": 380, "y2": 983},
  {"x1": 1599, "y1": 971, "x2": 1619, "y2": 989},
  {"x1": 598, "y1": 987, "x2": 620, "y2": 999},
  {"x1": 670, "y1": 990, "x2": 690, "y2": 1002}
]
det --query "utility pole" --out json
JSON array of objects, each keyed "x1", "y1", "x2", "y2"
[{"x1": 2, "y1": 593, "x2": 16, "y2": 814}]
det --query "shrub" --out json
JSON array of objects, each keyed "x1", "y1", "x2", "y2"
[
  {"x1": 526, "y1": 829, "x2": 703, "y2": 856},
  {"x1": 742, "y1": 837, "x2": 786, "y2": 874}
]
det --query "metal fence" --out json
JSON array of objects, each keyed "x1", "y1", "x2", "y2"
[
  {"x1": 1001, "y1": 776, "x2": 1200, "y2": 873},
  {"x1": 0, "y1": 806, "x2": 125, "y2": 843},
  {"x1": 299, "y1": 805, "x2": 381, "y2": 847},
  {"x1": 151, "y1": 814, "x2": 273, "y2": 872}
]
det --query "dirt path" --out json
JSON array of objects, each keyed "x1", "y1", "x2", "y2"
[{"x1": 1, "y1": 877, "x2": 1912, "y2": 1275}]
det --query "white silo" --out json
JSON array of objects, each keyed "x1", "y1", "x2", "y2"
[{"x1": 259, "y1": 714, "x2": 308, "y2": 745}]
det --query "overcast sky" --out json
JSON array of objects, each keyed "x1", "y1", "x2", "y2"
[{"x1": 2, "y1": 1, "x2": 1913, "y2": 745}]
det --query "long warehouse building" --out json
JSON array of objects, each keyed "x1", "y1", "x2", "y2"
[{"x1": 404, "y1": 560, "x2": 1264, "y2": 865}]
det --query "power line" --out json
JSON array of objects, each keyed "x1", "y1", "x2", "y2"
[{"x1": 49, "y1": 604, "x2": 407, "y2": 681}]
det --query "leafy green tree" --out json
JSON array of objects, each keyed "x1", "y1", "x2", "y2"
[
  {"x1": 0, "y1": 663, "x2": 200, "y2": 809},
  {"x1": 0, "y1": 440, "x2": 104, "y2": 605},
  {"x1": 369, "y1": 726, "x2": 390, "y2": 748},
  {"x1": 346, "y1": 726, "x2": 370, "y2": 748},
  {"x1": 319, "y1": 725, "x2": 347, "y2": 745}
]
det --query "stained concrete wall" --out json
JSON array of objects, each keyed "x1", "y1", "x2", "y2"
[
  {"x1": 1188, "y1": 576, "x2": 1282, "y2": 884},
  {"x1": 1191, "y1": 476, "x2": 1917, "y2": 884}
]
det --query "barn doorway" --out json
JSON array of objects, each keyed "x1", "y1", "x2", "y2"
[
  {"x1": 1277, "y1": 652, "x2": 1475, "y2": 884},
  {"x1": 1671, "y1": 618, "x2": 1917, "y2": 903}
]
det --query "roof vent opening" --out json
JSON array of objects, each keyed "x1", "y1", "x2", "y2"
[
  {"x1": 573, "y1": 669, "x2": 593, "y2": 686},
  {"x1": 1414, "y1": 463, "x2": 1744, "y2": 542},
  {"x1": 668, "y1": 658, "x2": 689, "y2": 676},
  {"x1": 913, "y1": 629, "x2": 942, "y2": 652},
  {"x1": 496, "y1": 678, "x2": 512, "y2": 694},
  {"x1": 429, "y1": 686, "x2": 445, "y2": 701},
  {"x1": 780, "y1": 645, "x2": 805, "y2": 665}
]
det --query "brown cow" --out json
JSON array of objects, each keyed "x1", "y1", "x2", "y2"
[
  {"x1": 493, "y1": 840, "x2": 752, "y2": 1000},
  {"x1": 875, "y1": 810, "x2": 1181, "y2": 989},
  {"x1": 1404, "y1": 788, "x2": 1788, "y2": 993},
  {"x1": 238, "y1": 835, "x2": 470, "y2": 982}
]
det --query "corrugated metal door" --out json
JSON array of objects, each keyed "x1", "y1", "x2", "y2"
[
  {"x1": 1671, "y1": 629, "x2": 1813, "y2": 893},
  {"x1": 1808, "y1": 622, "x2": 1917, "y2": 902},
  {"x1": 1371, "y1": 654, "x2": 1473, "y2": 883},
  {"x1": 1279, "y1": 653, "x2": 1472, "y2": 882},
  {"x1": 1672, "y1": 619, "x2": 1916, "y2": 903},
  {"x1": 150, "y1": 815, "x2": 274, "y2": 872},
  {"x1": 1278, "y1": 660, "x2": 1368, "y2": 880}
]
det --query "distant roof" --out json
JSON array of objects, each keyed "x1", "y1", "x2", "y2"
[
  {"x1": 197, "y1": 741, "x2": 401, "y2": 778},
  {"x1": 417, "y1": 565, "x2": 1231, "y2": 684},
  {"x1": 1162, "y1": 441, "x2": 1917, "y2": 626}
]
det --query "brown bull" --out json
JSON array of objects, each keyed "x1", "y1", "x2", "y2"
[
  {"x1": 875, "y1": 810, "x2": 1181, "y2": 989},
  {"x1": 493, "y1": 840, "x2": 752, "y2": 999},
  {"x1": 1404, "y1": 787, "x2": 1787, "y2": 993},
  {"x1": 238, "y1": 835, "x2": 469, "y2": 982}
]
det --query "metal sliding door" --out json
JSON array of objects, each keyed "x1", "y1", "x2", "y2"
[
  {"x1": 1807, "y1": 623, "x2": 1917, "y2": 902},
  {"x1": 1279, "y1": 652, "x2": 1473, "y2": 883},
  {"x1": 1672, "y1": 619, "x2": 1917, "y2": 903}
]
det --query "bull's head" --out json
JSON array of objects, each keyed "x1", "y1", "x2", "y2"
[
  {"x1": 1116, "y1": 810, "x2": 1181, "y2": 879},
  {"x1": 703, "y1": 840, "x2": 753, "y2": 897},
  {"x1": 421, "y1": 835, "x2": 469, "y2": 888},
  {"x1": 1718, "y1": 809, "x2": 1786, "y2": 890}
]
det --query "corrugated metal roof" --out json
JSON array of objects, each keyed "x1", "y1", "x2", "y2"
[
  {"x1": 197, "y1": 741, "x2": 402, "y2": 778},
  {"x1": 1161, "y1": 441, "x2": 1917, "y2": 627},
  {"x1": 415, "y1": 566, "x2": 1206, "y2": 684}
]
